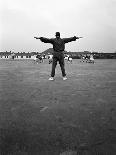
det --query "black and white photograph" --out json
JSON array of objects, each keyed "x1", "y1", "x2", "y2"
[{"x1": 0, "y1": 0, "x2": 116, "y2": 154}]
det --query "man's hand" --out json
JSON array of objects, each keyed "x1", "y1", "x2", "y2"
[
  {"x1": 34, "y1": 37, "x2": 41, "y2": 39},
  {"x1": 76, "y1": 36, "x2": 83, "y2": 39}
]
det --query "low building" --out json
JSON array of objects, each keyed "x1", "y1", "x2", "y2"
[
  {"x1": 0, "y1": 51, "x2": 11, "y2": 59},
  {"x1": 0, "y1": 52, "x2": 37, "y2": 60}
]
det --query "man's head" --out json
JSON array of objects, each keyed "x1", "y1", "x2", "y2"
[{"x1": 55, "y1": 32, "x2": 60, "y2": 38}]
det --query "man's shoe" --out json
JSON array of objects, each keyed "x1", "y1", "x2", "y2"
[
  {"x1": 63, "y1": 76, "x2": 67, "y2": 80},
  {"x1": 49, "y1": 77, "x2": 54, "y2": 81}
]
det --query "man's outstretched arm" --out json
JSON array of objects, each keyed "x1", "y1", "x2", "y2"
[
  {"x1": 34, "y1": 36, "x2": 53, "y2": 43},
  {"x1": 63, "y1": 36, "x2": 83, "y2": 43}
]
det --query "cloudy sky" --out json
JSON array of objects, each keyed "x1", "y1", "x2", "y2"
[{"x1": 0, "y1": 0, "x2": 116, "y2": 53}]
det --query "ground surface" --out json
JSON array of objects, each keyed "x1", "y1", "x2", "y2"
[{"x1": 0, "y1": 59, "x2": 116, "y2": 155}]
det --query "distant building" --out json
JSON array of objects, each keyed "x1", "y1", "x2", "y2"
[
  {"x1": 0, "y1": 52, "x2": 37, "y2": 60},
  {"x1": 0, "y1": 51, "x2": 11, "y2": 59}
]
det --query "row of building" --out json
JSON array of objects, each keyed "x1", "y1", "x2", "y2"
[
  {"x1": 0, "y1": 51, "x2": 41, "y2": 60},
  {"x1": 0, "y1": 50, "x2": 116, "y2": 60}
]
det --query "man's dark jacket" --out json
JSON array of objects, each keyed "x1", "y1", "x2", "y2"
[{"x1": 40, "y1": 36, "x2": 77, "y2": 53}]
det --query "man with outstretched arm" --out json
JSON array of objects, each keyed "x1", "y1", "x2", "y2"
[{"x1": 34, "y1": 32, "x2": 81, "y2": 81}]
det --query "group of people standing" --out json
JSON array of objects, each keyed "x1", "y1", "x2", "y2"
[{"x1": 81, "y1": 54, "x2": 95, "y2": 63}]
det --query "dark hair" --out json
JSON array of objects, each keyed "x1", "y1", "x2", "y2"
[{"x1": 55, "y1": 32, "x2": 60, "y2": 36}]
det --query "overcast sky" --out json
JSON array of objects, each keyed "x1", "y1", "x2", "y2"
[{"x1": 0, "y1": 0, "x2": 116, "y2": 53}]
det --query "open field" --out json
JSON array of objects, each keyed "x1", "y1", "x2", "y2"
[{"x1": 0, "y1": 59, "x2": 116, "y2": 155}]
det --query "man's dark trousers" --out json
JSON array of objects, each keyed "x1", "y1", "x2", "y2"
[{"x1": 51, "y1": 52, "x2": 66, "y2": 77}]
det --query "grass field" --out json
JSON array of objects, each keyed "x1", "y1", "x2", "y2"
[{"x1": 0, "y1": 59, "x2": 116, "y2": 155}]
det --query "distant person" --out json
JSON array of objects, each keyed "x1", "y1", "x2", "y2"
[
  {"x1": 34, "y1": 32, "x2": 81, "y2": 80},
  {"x1": 80, "y1": 55, "x2": 86, "y2": 62},
  {"x1": 36, "y1": 54, "x2": 43, "y2": 63},
  {"x1": 85, "y1": 54, "x2": 90, "y2": 63},
  {"x1": 68, "y1": 56, "x2": 73, "y2": 63},
  {"x1": 89, "y1": 54, "x2": 94, "y2": 63},
  {"x1": 43, "y1": 54, "x2": 46, "y2": 59},
  {"x1": 48, "y1": 54, "x2": 53, "y2": 64}
]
